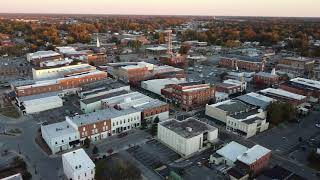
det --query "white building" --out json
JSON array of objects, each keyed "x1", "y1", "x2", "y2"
[
  {"x1": 215, "y1": 92, "x2": 229, "y2": 103},
  {"x1": 157, "y1": 118, "x2": 218, "y2": 157},
  {"x1": 223, "y1": 79, "x2": 247, "y2": 92},
  {"x1": 141, "y1": 78, "x2": 187, "y2": 96},
  {"x1": 211, "y1": 141, "x2": 249, "y2": 166},
  {"x1": 32, "y1": 64, "x2": 95, "y2": 80},
  {"x1": 16, "y1": 92, "x2": 63, "y2": 114},
  {"x1": 26, "y1": 50, "x2": 61, "y2": 63},
  {"x1": 41, "y1": 121, "x2": 80, "y2": 154},
  {"x1": 62, "y1": 148, "x2": 95, "y2": 180},
  {"x1": 205, "y1": 99, "x2": 269, "y2": 138}
]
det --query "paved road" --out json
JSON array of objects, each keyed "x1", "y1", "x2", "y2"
[{"x1": 0, "y1": 115, "x2": 62, "y2": 180}]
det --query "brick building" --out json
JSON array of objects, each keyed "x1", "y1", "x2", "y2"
[
  {"x1": 219, "y1": 55, "x2": 266, "y2": 72},
  {"x1": 279, "y1": 77, "x2": 320, "y2": 98},
  {"x1": 253, "y1": 69, "x2": 280, "y2": 87},
  {"x1": 259, "y1": 88, "x2": 307, "y2": 106},
  {"x1": 13, "y1": 70, "x2": 108, "y2": 97},
  {"x1": 107, "y1": 62, "x2": 185, "y2": 84},
  {"x1": 216, "y1": 79, "x2": 247, "y2": 96},
  {"x1": 277, "y1": 57, "x2": 315, "y2": 77},
  {"x1": 162, "y1": 82, "x2": 215, "y2": 111}
]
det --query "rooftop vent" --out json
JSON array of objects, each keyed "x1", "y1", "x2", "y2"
[{"x1": 186, "y1": 127, "x2": 193, "y2": 132}]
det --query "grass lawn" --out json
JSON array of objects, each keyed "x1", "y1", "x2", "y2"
[{"x1": 0, "y1": 105, "x2": 21, "y2": 119}]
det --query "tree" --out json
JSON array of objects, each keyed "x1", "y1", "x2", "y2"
[
  {"x1": 115, "y1": 55, "x2": 121, "y2": 62},
  {"x1": 179, "y1": 44, "x2": 191, "y2": 55},
  {"x1": 219, "y1": 72, "x2": 228, "y2": 81},
  {"x1": 83, "y1": 137, "x2": 91, "y2": 149},
  {"x1": 92, "y1": 145, "x2": 99, "y2": 155},
  {"x1": 95, "y1": 158, "x2": 142, "y2": 180},
  {"x1": 150, "y1": 116, "x2": 160, "y2": 136},
  {"x1": 266, "y1": 102, "x2": 297, "y2": 125}
]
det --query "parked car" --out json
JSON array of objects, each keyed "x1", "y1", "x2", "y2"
[
  {"x1": 117, "y1": 132, "x2": 128, "y2": 138},
  {"x1": 315, "y1": 123, "x2": 320, "y2": 128}
]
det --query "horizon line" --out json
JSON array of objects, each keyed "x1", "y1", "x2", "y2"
[{"x1": 0, "y1": 12, "x2": 320, "y2": 19}]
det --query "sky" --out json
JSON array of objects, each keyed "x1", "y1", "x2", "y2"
[{"x1": 1, "y1": 0, "x2": 320, "y2": 17}]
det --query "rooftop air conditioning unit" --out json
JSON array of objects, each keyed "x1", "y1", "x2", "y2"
[{"x1": 186, "y1": 127, "x2": 193, "y2": 132}]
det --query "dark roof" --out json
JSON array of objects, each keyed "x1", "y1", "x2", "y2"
[
  {"x1": 177, "y1": 81, "x2": 203, "y2": 86},
  {"x1": 222, "y1": 54, "x2": 262, "y2": 63},
  {"x1": 281, "y1": 81, "x2": 320, "y2": 92},
  {"x1": 227, "y1": 167, "x2": 248, "y2": 179},
  {"x1": 81, "y1": 90, "x2": 129, "y2": 104},
  {"x1": 257, "y1": 165, "x2": 307, "y2": 180}
]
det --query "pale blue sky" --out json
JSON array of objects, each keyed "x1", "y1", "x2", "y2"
[{"x1": 1, "y1": 0, "x2": 320, "y2": 17}]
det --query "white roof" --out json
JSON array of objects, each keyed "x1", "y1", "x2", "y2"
[
  {"x1": 246, "y1": 92, "x2": 274, "y2": 103},
  {"x1": 62, "y1": 148, "x2": 95, "y2": 172},
  {"x1": 142, "y1": 78, "x2": 186, "y2": 86},
  {"x1": 260, "y1": 88, "x2": 306, "y2": 100},
  {"x1": 146, "y1": 46, "x2": 167, "y2": 51},
  {"x1": 56, "y1": 46, "x2": 76, "y2": 54},
  {"x1": 223, "y1": 79, "x2": 243, "y2": 86},
  {"x1": 237, "y1": 145, "x2": 271, "y2": 165},
  {"x1": 42, "y1": 121, "x2": 79, "y2": 140},
  {"x1": 290, "y1": 78, "x2": 320, "y2": 90},
  {"x1": 217, "y1": 141, "x2": 249, "y2": 163},
  {"x1": 28, "y1": 50, "x2": 60, "y2": 59},
  {"x1": 1, "y1": 173, "x2": 23, "y2": 180}
]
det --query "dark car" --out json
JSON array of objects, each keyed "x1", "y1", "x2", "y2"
[{"x1": 117, "y1": 132, "x2": 128, "y2": 138}]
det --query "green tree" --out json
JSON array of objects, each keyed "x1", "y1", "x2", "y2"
[
  {"x1": 150, "y1": 116, "x2": 160, "y2": 136},
  {"x1": 83, "y1": 137, "x2": 91, "y2": 149},
  {"x1": 266, "y1": 102, "x2": 297, "y2": 125},
  {"x1": 92, "y1": 145, "x2": 99, "y2": 155}
]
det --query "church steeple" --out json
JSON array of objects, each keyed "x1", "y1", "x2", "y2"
[{"x1": 96, "y1": 36, "x2": 100, "y2": 48}]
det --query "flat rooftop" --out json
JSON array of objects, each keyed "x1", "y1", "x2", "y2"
[
  {"x1": 255, "y1": 72, "x2": 278, "y2": 78},
  {"x1": 42, "y1": 121, "x2": 78, "y2": 140},
  {"x1": 68, "y1": 108, "x2": 140, "y2": 126},
  {"x1": 260, "y1": 88, "x2": 306, "y2": 101},
  {"x1": 160, "y1": 118, "x2": 217, "y2": 139},
  {"x1": 81, "y1": 90, "x2": 130, "y2": 104},
  {"x1": 283, "y1": 57, "x2": 314, "y2": 62},
  {"x1": 62, "y1": 148, "x2": 95, "y2": 172},
  {"x1": 236, "y1": 92, "x2": 274, "y2": 109},
  {"x1": 212, "y1": 100, "x2": 254, "y2": 115},
  {"x1": 217, "y1": 141, "x2": 249, "y2": 163},
  {"x1": 290, "y1": 78, "x2": 320, "y2": 90},
  {"x1": 237, "y1": 145, "x2": 271, "y2": 165}
]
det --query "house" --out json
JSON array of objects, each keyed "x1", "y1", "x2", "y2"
[
  {"x1": 62, "y1": 149, "x2": 95, "y2": 180},
  {"x1": 157, "y1": 118, "x2": 218, "y2": 157}
]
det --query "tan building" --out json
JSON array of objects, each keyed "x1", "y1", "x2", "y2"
[{"x1": 277, "y1": 57, "x2": 314, "y2": 77}]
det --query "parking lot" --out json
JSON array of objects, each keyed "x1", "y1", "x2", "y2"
[{"x1": 127, "y1": 139, "x2": 181, "y2": 178}]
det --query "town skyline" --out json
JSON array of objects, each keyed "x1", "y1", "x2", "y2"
[{"x1": 1, "y1": 0, "x2": 320, "y2": 17}]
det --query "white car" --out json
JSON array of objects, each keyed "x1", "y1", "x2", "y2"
[{"x1": 316, "y1": 124, "x2": 320, "y2": 128}]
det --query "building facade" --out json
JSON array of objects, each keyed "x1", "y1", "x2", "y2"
[
  {"x1": 162, "y1": 82, "x2": 215, "y2": 111},
  {"x1": 62, "y1": 149, "x2": 95, "y2": 180}
]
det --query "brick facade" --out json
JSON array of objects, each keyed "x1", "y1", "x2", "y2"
[
  {"x1": 219, "y1": 57, "x2": 265, "y2": 72},
  {"x1": 78, "y1": 119, "x2": 111, "y2": 140}
]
